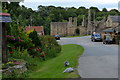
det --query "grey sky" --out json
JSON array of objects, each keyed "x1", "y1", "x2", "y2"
[{"x1": 20, "y1": 0, "x2": 120, "y2": 11}]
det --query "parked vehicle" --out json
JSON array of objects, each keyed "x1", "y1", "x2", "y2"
[
  {"x1": 53, "y1": 35, "x2": 60, "y2": 40},
  {"x1": 91, "y1": 33, "x2": 102, "y2": 42},
  {"x1": 103, "y1": 38, "x2": 113, "y2": 44},
  {"x1": 103, "y1": 34, "x2": 113, "y2": 44}
]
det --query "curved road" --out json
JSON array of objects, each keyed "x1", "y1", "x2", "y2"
[{"x1": 58, "y1": 36, "x2": 118, "y2": 78}]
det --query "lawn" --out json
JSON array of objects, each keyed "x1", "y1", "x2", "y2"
[{"x1": 28, "y1": 44, "x2": 84, "y2": 78}]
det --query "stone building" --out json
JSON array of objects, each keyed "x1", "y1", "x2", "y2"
[
  {"x1": 106, "y1": 15, "x2": 120, "y2": 28},
  {"x1": 50, "y1": 17, "x2": 86, "y2": 36},
  {"x1": 96, "y1": 15, "x2": 120, "y2": 32}
]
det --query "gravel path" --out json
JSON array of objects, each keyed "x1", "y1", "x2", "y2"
[{"x1": 58, "y1": 36, "x2": 118, "y2": 78}]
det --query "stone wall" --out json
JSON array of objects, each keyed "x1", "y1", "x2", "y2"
[
  {"x1": 51, "y1": 22, "x2": 68, "y2": 36},
  {"x1": 50, "y1": 17, "x2": 87, "y2": 36},
  {"x1": 2, "y1": 62, "x2": 27, "y2": 75}
]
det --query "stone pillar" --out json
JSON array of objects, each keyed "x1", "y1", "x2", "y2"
[
  {"x1": 82, "y1": 16, "x2": 86, "y2": 27},
  {"x1": 73, "y1": 17, "x2": 77, "y2": 27},
  {"x1": 0, "y1": 22, "x2": 1, "y2": 79},
  {"x1": 87, "y1": 9, "x2": 93, "y2": 35},
  {"x1": 2, "y1": 23, "x2": 8, "y2": 63},
  {"x1": 69, "y1": 17, "x2": 73, "y2": 27}
]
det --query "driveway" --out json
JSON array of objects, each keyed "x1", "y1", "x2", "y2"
[{"x1": 58, "y1": 36, "x2": 118, "y2": 78}]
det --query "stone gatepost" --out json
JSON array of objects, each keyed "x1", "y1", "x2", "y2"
[{"x1": 0, "y1": 13, "x2": 12, "y2": 63}]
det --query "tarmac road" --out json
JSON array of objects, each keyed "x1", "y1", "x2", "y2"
[{"x1": 58, "y1": 36, "x2": 118, "y2": 78}]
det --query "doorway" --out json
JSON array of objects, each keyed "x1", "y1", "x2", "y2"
[{"x1": 75, "y1": 28, "x2": 80, "y2": 36}]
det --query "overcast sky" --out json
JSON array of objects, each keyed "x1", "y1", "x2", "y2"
[{"x1": 20, "y1": 0, "x2": 120, "y2": 11}]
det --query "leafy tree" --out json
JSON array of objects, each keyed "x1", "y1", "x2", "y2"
[
  {"x1": 110, "y1": 9, "x2": 119, "y2": 13},
  {"x1": 102, "y1": 8, "x2": 108, "y2": 12},
  {"x1": 67, "y1": 7, "x2": 77, "y2": 17},
  {"x1": 90, "y1": 7, "x2": 100, "y2": 12}
]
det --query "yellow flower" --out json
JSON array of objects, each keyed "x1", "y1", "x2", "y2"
[
  {"x1": 2, "y1": 64, "x2": 4, "y2": 66},
  {"x1": 7, "y1": 61, "x2": 13, "y2": 64}
]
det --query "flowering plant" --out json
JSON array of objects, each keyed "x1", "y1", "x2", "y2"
[
  {"x1": 6, "y1": 35, "x2": 23, "y2": 43},
  {"x1": 28, "y1": 47, "x2": 42, "y2": 56},
  {"x1": 40, "y1": 52, "x2": 46, "y2": 57}
]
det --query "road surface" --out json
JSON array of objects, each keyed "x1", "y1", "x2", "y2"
[{"x1": 58, "y1": 36, "x2": 118, "y2": 78}]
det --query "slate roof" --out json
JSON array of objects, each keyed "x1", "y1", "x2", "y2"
[
  {"x1": 102, "y1": 28, "x2": 114, "y2": 32},
  {"x1": 0, "y1": 13, "x2": 12, "y2": 23},
  {"x1": 110, "y1": 16, "x2": 120, "y2": 22}
]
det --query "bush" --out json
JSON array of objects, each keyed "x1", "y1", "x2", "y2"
[
  {"x1": 29, "y1": 30, "x2": 41, "y2": 47},
  {"x1": 8, "y1": 48, "x2": 29, "y2": 59},
  {"x1": 40, "y1": 35, "x2": 61, "y2": 58}
]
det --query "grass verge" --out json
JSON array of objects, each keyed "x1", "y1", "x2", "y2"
[{"x1": 27, "y1": 44, "x2": 84, "y2": 78}]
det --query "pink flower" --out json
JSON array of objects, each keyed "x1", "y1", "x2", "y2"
[
  {"x1": 11, "y1": 36, "x2": 14, "y2": 37},
  {"x1": 18, "y1": 37, "x2": 20, "y2": 39},
  {"x1": 6, "y1": 35, "x2": 10, "y2": 38},
  {"x1": 12, "y1": 38, "x2": 15, "y2": 40}
]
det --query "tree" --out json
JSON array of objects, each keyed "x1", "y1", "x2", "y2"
[
  {"x1": 67, "y1": 7, "x2": 77, "y2": 17},
  {"x1": 29, "y1": 30, "x2": 41, "y2": 47},
  {"x1": 77, "y1": 6, "x2": 87, "y2": 16},
  {"x1": 90, "y1": 7, "x2": 100, "y2": 12},
  {"x1": 102, "y1": 8, "x2": 108, "y2": 12},
  {"x1": 77, "y1": 15, "x2": 85, "y2": 25},
  {"x1": 110, "y1": 9, "x2": 119, "y2": 13}
]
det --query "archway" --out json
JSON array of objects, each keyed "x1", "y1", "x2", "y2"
[{"x1": 75, "y1": 28, "x2": 80, "y2": 36}]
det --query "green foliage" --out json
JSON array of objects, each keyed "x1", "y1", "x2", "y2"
[
  {"x1": 40, "y1": 35, "x2": 61, "y2": 58},
  {"x1": 29, "y1": 30, "x2": 41, "y2": 47},
  {"x1": 96, "y1": 17, "x2": 104, "y2": 21},
  {"x1": 2, "y1": 70, "x2": 28, "y2": 78},
  {"x1": 102, "y1": 8, "x2": 108, "y2": 12},
  {"x1": 77, "y1": 15, "x2": 85, "y2": 25},
  {"x1": 8, "y1": 48, "x2": 28, "y2": 59}
]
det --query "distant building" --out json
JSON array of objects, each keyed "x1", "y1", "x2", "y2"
[
  {"x1": 50, "y1": 17, "x2": 86, "y2": 36},
  {"x1": 96, "y1": 15, "x2": 120, "y2": 32},
  {"x1": 25, "y1": 26, "x2": 44, "y2": 35},
  {"x1": 106, "y1": 15, "x2": 120, "y2": 28}
]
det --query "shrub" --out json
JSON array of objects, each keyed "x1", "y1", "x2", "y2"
[
  {"x1": 29, "y1": 30, "x2": 41, "y2": 47},
  {"x1": 40, "y1": 35, "x2": 61, "y2": 58},
  {"x1": 27, "y1": 47, "x2": 42, "y2": 57},
  {"x1": 8, "y1": 48, "x2": 29, "y2": 59}
]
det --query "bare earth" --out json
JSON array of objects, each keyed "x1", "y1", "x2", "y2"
[{"x1": 58, "y1": 36, "x2": 118, "y2": 78}]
